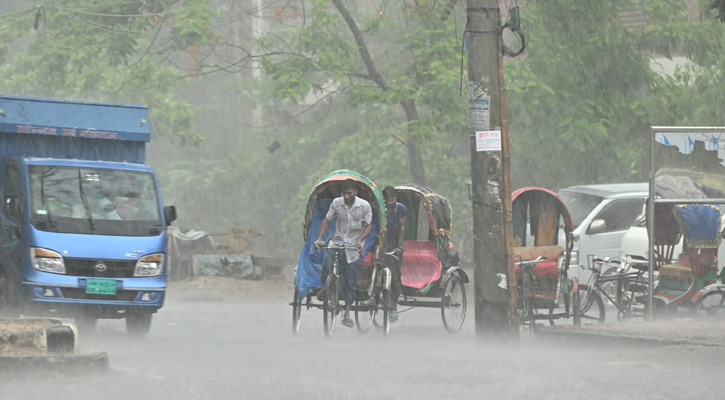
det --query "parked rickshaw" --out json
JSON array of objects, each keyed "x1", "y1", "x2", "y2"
[
  {"x1": 392, "y1": 184, "x2": 468, "y2": 333},
  {"x1": 291, "y1": 170, "x2": 391, "y2": 336},
  {"x1": 511, "y1": 187, "x2": 593, "y2": 338},
  {"x1": 648, "y1": 203, "x2": 725, "y2": 314}
]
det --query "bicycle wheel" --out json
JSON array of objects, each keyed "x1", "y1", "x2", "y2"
[
  {"x1": 355, "y1": 294, "x2": 375, "y2": 334},
  {"x1": 599, "y1": 267, "x2": 618, "y2": 305},
  {"x1": 694, "y1": 291, "x2": 725, "y2": 317},
  {"x1": 323, "y1": 275, "x2": 338, "y2": 337},
  {"x1": 578, "y1": 287, "x2": 606, "y2": 323},
  {"x1": 441, "y1": 275, "x2": 467, "y2": 333},
  {"x1": 292, "y1": 286, "x2": 302, "y2": 335},
  {"x1": 372, "y1": 287, "x2": 384, "y2": 328}
]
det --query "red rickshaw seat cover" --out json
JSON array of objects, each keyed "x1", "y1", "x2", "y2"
[{"x1": 401, "y1": 240, "x2": 442, "y2": 289}]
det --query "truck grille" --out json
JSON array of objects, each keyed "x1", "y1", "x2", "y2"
[
  {"x1": 64, "y1": 258, "x2": 136, "y2": 278},
  {"x1": 62, "y1": 288, "x2": 139, "y2": 301}
]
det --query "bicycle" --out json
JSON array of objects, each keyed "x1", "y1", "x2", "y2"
[
  {"x1": 579, "y1": 255, "x2": 649, "y2": 322},
  {"x1": 315, "y1": 237, "x2": 362, "y2": 337},
  {"x1": 515, "y1": 256, "x2": 546, "y2": 344}
]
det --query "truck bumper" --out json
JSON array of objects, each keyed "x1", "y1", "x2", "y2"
[{"x1": 20, "y1": 276, "x2": 165, "y2": 317}]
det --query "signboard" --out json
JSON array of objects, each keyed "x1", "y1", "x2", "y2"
[{"x1": 475, "y1": 130, "x2": 501, "y2": 152}]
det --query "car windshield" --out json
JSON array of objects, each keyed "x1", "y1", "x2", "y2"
[
  {"x1": 29, "y1": 166, "x2": 162, "y2": 236},
  {"x1": 558, "y1": 191, "x2": 603, "y2": 229}
]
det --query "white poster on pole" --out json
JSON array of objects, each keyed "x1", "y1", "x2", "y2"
[{"x1": 475, "y1": 130, "x2": 501, "y2": 152}]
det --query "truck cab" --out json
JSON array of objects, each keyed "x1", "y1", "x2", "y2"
[{"x1": 0, "y1": 95, "x2": 176, "y2": 336}]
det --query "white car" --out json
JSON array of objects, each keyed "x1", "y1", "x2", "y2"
[{"x1": 558, "y1": 183, "x2": 649, "y2": 285}]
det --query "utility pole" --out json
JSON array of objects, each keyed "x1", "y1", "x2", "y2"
[{"x1": 467, "y1": 0, "x2": 517, "y2": 341}]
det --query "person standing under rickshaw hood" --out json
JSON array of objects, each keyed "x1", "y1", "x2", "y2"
[
  {"x1": 315, "y1": 179, "x2": 373, "y2": 328},
  {"x1": 383, "y1": 186, "x2": 407, "y2": 323}
]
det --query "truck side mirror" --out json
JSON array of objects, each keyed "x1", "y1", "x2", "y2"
[
  {"x1": 3, "y1": 196, "x2": 19, "y2": 218},
  {"x1": 164, "y1": 205, "x2": 177, "y2": 226}
]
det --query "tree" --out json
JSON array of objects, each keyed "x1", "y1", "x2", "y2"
[
  {"x1": 0, "y1": 0, "x2": 218, "y2": 143},
  {"x1": 254, "y1": 0, "x2": 469, "y2": 185}
]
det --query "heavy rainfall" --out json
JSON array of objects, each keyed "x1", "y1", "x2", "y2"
[{"x1": 1, "y1": 0, "x2": 725, "y2": 399}]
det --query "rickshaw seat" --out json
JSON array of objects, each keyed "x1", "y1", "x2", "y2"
[
  {"x1": 401, "y1": 240, "x2": 442, "y2": 289},
  {"x1": 512, "y1": 245, "x2": 563, "y2": 278}
]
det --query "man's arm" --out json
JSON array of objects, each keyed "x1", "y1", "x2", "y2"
[{"x1": 397, "y1": 217, "x2": 406, "y2": 249}]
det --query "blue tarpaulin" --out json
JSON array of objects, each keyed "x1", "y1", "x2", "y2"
[{"x1": 675, "y1": 204, "x2": 723, "y2": 248}]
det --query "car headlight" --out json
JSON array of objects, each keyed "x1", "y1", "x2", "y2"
[
  {"x1": 30, "y1": 247, "x2": 66, "y2": 274},
  {"x1": 134, "y1": 254, "x2": 164, "y2": 277}
]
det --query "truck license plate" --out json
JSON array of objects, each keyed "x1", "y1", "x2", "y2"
[{"x1": 85, "y1": 279, "x2": 117, "y2": 295}]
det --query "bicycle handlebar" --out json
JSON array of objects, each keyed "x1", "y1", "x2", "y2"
[
  {"x1": 582, "y1": 255, "x2": 621, "y2": 271},
  {"x1": 514, "y1": 256, "x2": 547, "y2": 267}
]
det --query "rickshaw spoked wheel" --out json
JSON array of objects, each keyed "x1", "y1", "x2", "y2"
[
  {"x1": 694, "y1": 291, "x2": 725, "y2": 317},
  {"x1": 292, "y1": 286, "x2": 302, "y2": 335},
  {"x1": 323, "y1": 275, "x2": 339, "y2": 337},
  {"x1": 517, "y1": 286, "x2": 535, "y2": 346},
  {"x1": 381, "y1": 287, "x2": 391, "y2": 337},
  {"x1": 441, "y1": 275, "x2": 467, "y2": 333},
  {"x1": 354, "y1": 294, "x2": 375, "y2": 334}
]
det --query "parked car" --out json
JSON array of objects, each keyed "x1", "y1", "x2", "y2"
[{"x1": 558, "y1": 183, "x2": 649, "y2": 284}]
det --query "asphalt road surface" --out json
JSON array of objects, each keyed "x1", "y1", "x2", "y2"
[{"x1": 2, "y1": 277, "x2": 724, "y2": 400}]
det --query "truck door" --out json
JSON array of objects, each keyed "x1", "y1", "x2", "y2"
[{"x1": 0, "y1": 161, "x2": 26, "y2": 296}]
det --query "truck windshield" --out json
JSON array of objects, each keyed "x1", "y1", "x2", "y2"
[
  {"x1": 29, "y1": 166, "x2": 162, "y2": 236},
  {"x1": 558, "y1": 191, "x2": 604, "y2": 229}
]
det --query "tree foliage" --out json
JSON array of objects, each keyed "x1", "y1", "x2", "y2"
[{"x1": 0, "y1": 0, "x2": 218, "y2": 143}]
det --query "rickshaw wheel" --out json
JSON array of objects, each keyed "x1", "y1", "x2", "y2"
[
  {"x1": 578, "y1": 287, "x2": 606, "y2": 323},
  {"x1": 355, "y1": 296, "x2": 375, "y2": 334},
  {"x1": 292, "y1": 286, "x2": 302, "y2": 335},
  {"x1": 517, "y1": 286, "x2": 535, "y2": 345},
  {"x1": 381, "y1": 288, "x2": 391, "y2": 337},
  {"x1": 441, "y1": 275, "x2": 467, "y2": 333},
  {"x1": 694, "y1": 291, "x2": 725, "y2": 317},
  {"x1": 323, "y1": 275, "x2": 338, "y2": 337}
]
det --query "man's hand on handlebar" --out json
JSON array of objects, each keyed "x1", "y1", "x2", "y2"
[{"x1": 314, "y1": 240, "x2": 325, "y2": 249}]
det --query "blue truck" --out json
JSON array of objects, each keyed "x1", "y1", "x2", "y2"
[{"x1": 0, "y1": 95, "x2": 176, "y2": 336}]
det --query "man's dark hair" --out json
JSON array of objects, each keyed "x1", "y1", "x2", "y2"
[
  {"x1": 382, "y1": 186, "x2": 396, "y2": 199},
  {"x1": 342, "y1": 179, "x2": 357, "y2": 191}
]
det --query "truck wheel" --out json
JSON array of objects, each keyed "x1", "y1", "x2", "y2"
[{"x1": 126, "y1": 311, "x2": 153, "y2": 336}]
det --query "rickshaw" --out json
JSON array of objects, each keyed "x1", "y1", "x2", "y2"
[
  {"x1": 511, "y1": 187, "x2": 594, "y2": 338},
  {"x1": 647, "y1": 203, "x2": 725, "y2": 314},
  {"x1": 392, "y1": 184, "x2": 468, "y2": 333},
  {"x1": 291, "y1": 170, "x2": 391, "y2": 336}
]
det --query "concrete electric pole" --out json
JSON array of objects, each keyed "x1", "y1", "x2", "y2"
[{"x1": 466, "y1": 0, "x2": 517, "y2": 341}]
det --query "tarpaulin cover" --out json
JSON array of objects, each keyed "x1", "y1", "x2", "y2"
[
  {"x1": 673, "y1": 204, "x2": 723, "y2": 248},
  {"x1": 400, "y1": 240, "x2": 442, "y2": 289},
  {"x1": 295, "y1": 198, "x2": 379, "y2": 299}
]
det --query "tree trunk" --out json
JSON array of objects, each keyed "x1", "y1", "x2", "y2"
[{"x1": 401, "y1": 100, "x2": 426, "y2": 185}]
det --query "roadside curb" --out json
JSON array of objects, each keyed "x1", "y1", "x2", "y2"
[
  {"x1": 0, "y1": 350, "x2": 109, "y2": 374},
  {"x1": 535, "y1": 326, "x2": 725, "y2": 348}
]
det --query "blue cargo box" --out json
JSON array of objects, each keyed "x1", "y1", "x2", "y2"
[{"x1": 0, "y1": 96, "x2": 150, "y2": 163}]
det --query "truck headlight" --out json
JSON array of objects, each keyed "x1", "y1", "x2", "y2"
[
  {"x1": 30, "y1": 247, "x2": 66, "y2": 274},
  {"x1": 134, "y1": 254, "x2": 164, "y2": 277}
]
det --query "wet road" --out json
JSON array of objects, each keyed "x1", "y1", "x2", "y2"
[{"x1": 2, "y1": 285, "x2": 725, "y2": 400}]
